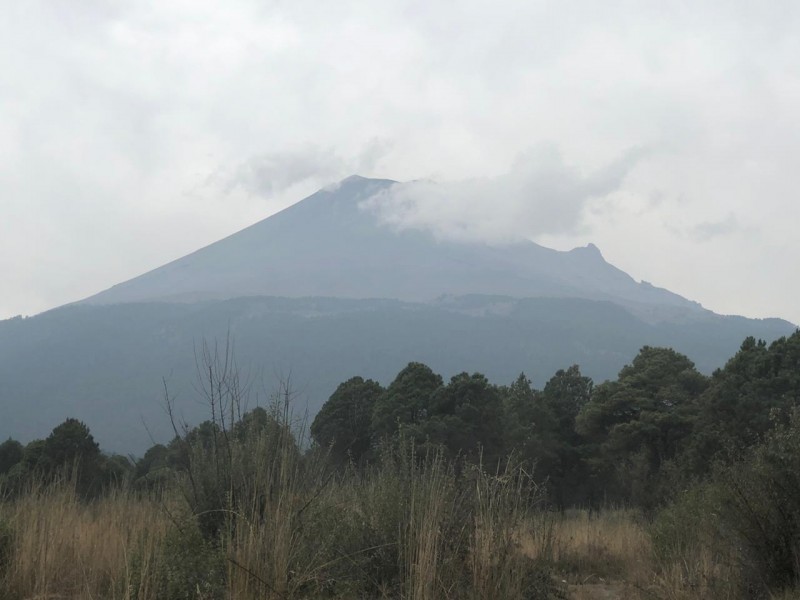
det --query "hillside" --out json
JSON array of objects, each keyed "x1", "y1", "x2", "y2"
[
  {"x1": 0, "y1": 295, "x2": 793, "y2": 453},
  {"x1": 1, "y1": 176, "x2": 795, "y2": 452}
]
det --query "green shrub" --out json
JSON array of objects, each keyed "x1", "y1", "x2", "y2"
[
  {"x1": 290, "y1": 442, "x2": 562, "y2": 599},
  {"x1": 295, "y1": 442, "x2": 463, "y2": 597},
  {"x1": 713, "y1": 407, "x2": 800, "y2": 595},
  {"x1": 650, "y1": 482, "x2": 743, "y2": 598},
  {"x1": 130, "y1": 515, "x2": 225, "y2": 600},
  {"x1": 0, "y1": 517, "x2": 13, "y2": 575},
  {"x1": 652, "y1": 407, "x2": 800, "y2": 598},
  {"x1": 652, "y1": 483, "x2": 720, "y2": 565}
]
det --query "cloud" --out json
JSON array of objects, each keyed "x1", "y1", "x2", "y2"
[
  {"x1": 223, "y1": 146, "x2": 348, "y2": 197},
  {"x1": 359, "y1": 145, "x2": 648, "y2": 244},
  {"x1": 689, "y1": 214, "x2": 745, "y2": 242},
  {"x1": 217, "y1": 138, "x2": 393, "y2": 198},
  {"x1": 1, "y1": 1, "x2": 800, "y2": 325}
]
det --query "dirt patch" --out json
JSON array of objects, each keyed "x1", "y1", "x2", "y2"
[{"x1": 567, "y1": 582, "x2": 640, "y2": 599}]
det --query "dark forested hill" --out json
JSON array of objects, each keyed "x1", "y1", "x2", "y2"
[{"x1": 0, "y1": 295, "x2": 793, "y2": 453}]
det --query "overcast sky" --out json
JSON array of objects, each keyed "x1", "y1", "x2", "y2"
[{"x1": 2, "y1": 1, "x2": 799, "y2": 325}]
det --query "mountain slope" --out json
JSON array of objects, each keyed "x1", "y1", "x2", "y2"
[
  {"x1": 82, "y1": 176, "x2": 701, "y2": 320},
  {"x1": 1, "y1": 295, "x2": 793, "y2": 453},
  {"x1": 3, "y1": 176, "x2": 795, "y2": 453}
]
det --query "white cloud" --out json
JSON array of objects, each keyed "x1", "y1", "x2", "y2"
[
  {"x1": 360, "y1": 145, "x2": 648, "y2": 244},
  {"x1": 689, "y1": 214, "x2": 746, "y2": 242},
  {"x1": 1, "y1": 1, "x2": 799, "y2": 324},
  {"x1": 216, "y1": 138, "x2": 392, "y2": 198}
]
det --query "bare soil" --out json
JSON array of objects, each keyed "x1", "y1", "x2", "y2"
[{"x1": 567, "y1": 582, "x2": 639, "y2": 599}]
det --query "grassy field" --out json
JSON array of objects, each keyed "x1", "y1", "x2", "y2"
[
  {"x1": 544, "y1": 509, "x2": 738, "y2": 600},
  {"x1": 1, "y1": 406, "x2": 797, "y2": 600},
  {"x1": 0, "y1": 455, "x2": 557, "y2": 599},
  {"x1": 1, "y1": 479, "x2": 792, "y2": 599}
]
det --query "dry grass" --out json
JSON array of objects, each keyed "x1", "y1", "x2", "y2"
[
  {"x1": 521, "y1": 509, "x2": 795, "y2": 600},
  {"x1": 5, "y1": 483, "x2": 797, "y2": 600},
  {"x1": 522, "y1": 509, "x2": 651, "y2": 588},
  {"x1": 650, "y1": 549, "x2": 740, "y2": 600},
  {"x1": 0, "y1": 454, "x2": 559, "y2": 600},
  {"x1": 468, "y1": 465, "x2": 552, "y2": 600},
  {"x1": 648, "y1": 517, "x2": 742, "y2": 600},
  {"x1": 0, "y1": 481, "x2": 169, "y2": 600},
  {"x1": 400, "y1": 453, "x2": 452, "y2": 600}
]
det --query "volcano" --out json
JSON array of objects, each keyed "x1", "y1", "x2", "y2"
[
  {"x1": 82, "y1": 175, "x2": 702, "y2": 322},
  {"x1": 0, "y1": 176, "x2": 794, "y2": 453}
]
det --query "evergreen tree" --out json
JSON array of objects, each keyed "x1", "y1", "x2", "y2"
[
  {"x1": 311, "y1": 376, "x2": 384, "y2": 465},
  {"x1": 425, "y1": 372, "x2": 505, "y2": 464},
  {"x1": 683, "y1": 331, "x2": 800, "y2": 475},
  {"x1": 540, "y1": 366, "x2": 593, "y2": 507},
  {"x1": 0, "y1": 438, "x2": 23, "y2": 475},
  {"x1": 371, "y1": 362, "x2": 443, "y2": 443},
  {"x1": 577, "y1": 347, "x2": 707, "y2": 506}
]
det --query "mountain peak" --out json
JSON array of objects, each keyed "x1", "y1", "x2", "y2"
[
  {"x1": 568, "y1": 242, "x2": 604, "y2": 260},
  {"x1": 341, "y1": 174, "x2": 368, "y2": 184},
  {"x1": 80, "y1": 177, "x2": 704, "y2": 317},
  {"x1": 571, "y1": 242, "x2": 601, "y2": 254},
  {"x1": 323, "y1": 174, "x2": 396, "y2": 193}
]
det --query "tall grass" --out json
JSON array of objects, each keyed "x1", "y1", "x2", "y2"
[
  {"x1": 153, "y1": 346, "x2": 562, "y2": 599},
  {"x1": 221, "y1": 435, "x2": 559, "y2": 599},
  {"x1": 6, "y1": 475, "x2": 797, "y2": 599},
  {"x1": 468, "y1": 461, "x2": 555, "y2": 599},
  {"x1": 4, "y1": 402, "x2": 798, "y2": 600},
  {"x1": 0, "y1": 443, "x2": 559, "y2": 599},
  {"x1": 0, "y1": 478, "x2": 169, "y2": 600},
  {"x1": 526, "y1": 509, "x2": 651, "y2": 586}
]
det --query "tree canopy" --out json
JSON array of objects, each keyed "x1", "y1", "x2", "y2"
[{"x1": 311, "y1": 376, "x2": 384, "y2": 464}]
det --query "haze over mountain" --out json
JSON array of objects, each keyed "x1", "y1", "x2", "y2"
[{"x1": 0, "y1": 176, "x2": 795, "y2": 453}]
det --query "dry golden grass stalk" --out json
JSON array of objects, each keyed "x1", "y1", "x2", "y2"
[{"x1": 0, "y1": 479, "x2": 169, "y2": 600}]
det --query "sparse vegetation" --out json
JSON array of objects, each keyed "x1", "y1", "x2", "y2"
[{"x1": 0, "y1": 435, "x2": 561, "y2": 599}]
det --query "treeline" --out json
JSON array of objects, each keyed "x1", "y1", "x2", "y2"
[
  {"x1": 310, "y1": 331, "x2": 800, "y2": 510},
  {"x1": 0, "y1": 418, "x2": 130, "y2": 498},
  {"x1": 306, "y1": 328, "x2": 800, "y2": 595},
  {"x1": 1, "y1": 331, "x2": 798, "y2": 509}
]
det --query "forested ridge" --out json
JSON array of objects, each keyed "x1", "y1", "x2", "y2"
[{"x1": 1, "y1": 293, "x2": 793, "y2": 454}]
